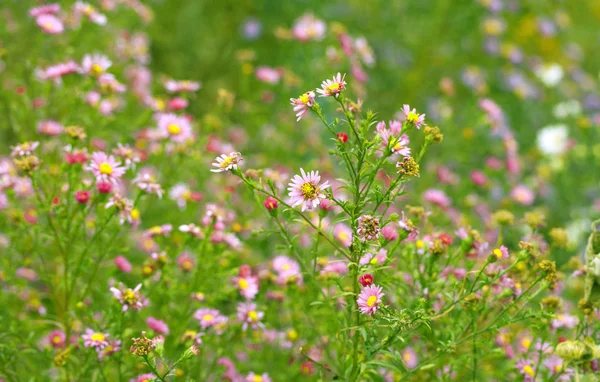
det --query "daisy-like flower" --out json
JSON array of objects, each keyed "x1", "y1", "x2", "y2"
[
  {"x1": 110, "y1": 283, "x2": 146, "y2": 312},
  {"x1": 133, "y1": 172, "x2": 164, "y2": 198},
  {"x1": 131, "y1": 373, "x2": 157, "y2": 382},
  {"x1": 290, "y1": 91, "x2": 315, "y2": 121},
  {"x1": 98, "y1": 339, "x2": 121, "y2": 360},
  {"x1": 82, "y1": 328, "x2": 110, "y2": 350},
  {"x1": 80, "y1": 53, "x2": 112, "y2": 76},
  {"x1": 359, "y1": 249, "x2": 388, "y2": 266},
  {"x1": 287, "y1": 169, "x2": 330, "y2": 212},
  {"x1": 246, "y1": 372, "x2": 272, "y2": 382},
  {"x1": 157, "y1": 113, "x2": 193, "y2": 143},
  {"x1": 47, "y1": 330, "x2": 66, "y2": 348},
  {"x1": 401, "y1": 104, "x2": 426, "y2": 129},
  {"x1": 105, "y1": 194, "x2": 135, "y2": 225},
  {"x1": 74, "y1": 2, "x2": 107, "y2": 25},
  {"x1": 292, "y1": 13, "x2": 326, "y2": 42},
  {"x1": 35, "y1": 61, "x2": 79, "y2": 82},
  {"x1": 194, "y1": 308, "x2": 224, "y2": 330},
  {"x1": 36, "y1": 14, "x2": 64, "y2": 34},
  {"x1": 86, "y1": 152, "x2": 126, "y2": 185},
  {"x1": 357, "y1": 284, "x2": 384, "y2": 315},
  {"x1": 146, "y1": 317, "x2": 169, "y2": 335},
  {"x1": 179, "y1": 223, "x2": 203, "y2": 238},
  {"x1": 29, "y1": 4, "x2": 60, "y2": 17},
  {"x1": 515, "y1": 358, "x2": 535, "y2": 381},
  {"x1": 211, "y1": 152, "x2": 243, "y2": 173},
  {"x1": 356, "y1": 215, "x2": 380, "y2": 242},
  {"x1": 237, "y1": 302, "x2": 265, "y2": 331},
  {"x1": 11, "y1": 141, "x2": 39, "y2": 157},
  {"x1": 112, "y1": 144, "x2": 142, "y2": 169},
  {"x1": 165, "y1": 79, "x2": 201, "y2": 93},
  {"x1": 234, "y1": 275, "x2": 259, "y2": 300},
  {"x1": 316, "y1": 73, "x2": 346, "y2": 98},
  {"x1": 37, "y1": 120, "x2": 64, "y2": 136},
  {"x1": 333, "y1": 223, "x2": 353, "y2": 247},
  {"x1": 98, "y1": 73, "x2": 126, "y2": 93},
  {"x1": 401, "y1": 347, "x2": 418, "y2": 369}
]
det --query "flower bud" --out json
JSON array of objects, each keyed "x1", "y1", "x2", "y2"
[
  {"x1": 264, "y1": 196, "x2": 278, "y2": 210},
  {"x1": 97, "y1": 182, "x2": 112, "y2": 194},
  {"x1": 337, "y1": 132, "x2": 348, "y2": 143},
  {"x1": 555, "y1": 340, "x2": 586, "y2": 361},
  {"x1": 358, "y1": 274, "x2": 374, "y2": 287},
  {"x1": 75, "y1": 190, "x2": 90, "y2": 204}
]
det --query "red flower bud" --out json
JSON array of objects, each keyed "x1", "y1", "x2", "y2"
[
  {"x1": 264, "y1": 196, "x2": 278, "y2": 210},
  {"x1": 359, "y1": 274, "x2": 374, "y2": 287},
  {"x1": 97, "y1": 182, "x2": 112, "y2": 194},
  {"x1": 337, "y1": 132, "x2": 348, "y2": 143},
  {"x1": 75, "y1": 190, "x2": 90, "y2": 204}
]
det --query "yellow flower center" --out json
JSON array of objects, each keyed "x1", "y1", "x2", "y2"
[
  {"x1": 366, "y1": 295, "x2": 377, "y2": 307},
  {"x1": 202, "y1": 314, "x2": 213, "y2": 321},
  {"x1": 167, "y1": 123, "x2": 182, "y2": 135},
  {"x1": 299, "y1": 93, "x2": 310, "y2": 104},
  {"x1": 52, "y1": 336, "x2": 62, "y2": 344},
  {"x1": 252, "y1": 376, "x2": 262, "y2": 382},
  {"x1": 238, "y1": 278, "x2": 249, "y2": 290},
  {"x1": 393, "y1": 141, "x2": 403, "y2": 151},
  {"x1": 248, "y1": 311, "x2": 258, "y2": 321},
  {"x1": 370, "y1": 257, "x2": 378, "y2": 264},
  {"x1": 130, "y1": 208, "x2": 140, "y2": 220},
  {"x1": 91, "y1": 333, "x2": 105, "y2": 342},
  {"x1": 521, "y1": 337, "x2": 531, "y2": 349},
  {"x1": 282, "y1": 264, "x2": 291, "y2": 271},
  {"x1": 402, "y1": 352, "x2": 412, "y2": 362},
  {"x1": 220, "y1": 156, "x2": 234, "y2": 169},
  {"x1": 522, "y1": 365, "x2": 534, "y2": 377},
  {"x1": 287, "y1": 329, "x2": 298, "y2": 341},
  {"x1": 416, "y1": 240, "x2": 424, "y2": 248},
  {"x1": 327, "y1": 83, "x2": 340, "y2": 92},
  {"x1": 300, "y1": 182, "x2": 318, "y2": 200},
  {"x1": 407, "y1": 111, "x2": 420, "y2": 124},
  {"x1": 493, "y1": 248, "x2": 502, "y2": 259},
  {"x1": 91, "y1": 64, "x2": 103, "y2": 75},
  {"x1": 99, "y1": 162, "x2": 113, "y2": 175}
]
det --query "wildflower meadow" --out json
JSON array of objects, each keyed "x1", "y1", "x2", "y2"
[{"x1": 2, "y1": 1, "x2": 600, "y2": 381}]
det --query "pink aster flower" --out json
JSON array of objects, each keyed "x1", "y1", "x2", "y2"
[
  {"x1": 401, "y1": 104, "x2": 426, "y2": 129},
  {"x1": 272, "y1": 255, "x2": 303, "y2": 285},
  {"x1": 357, "y1": 284, "x2": 384, "y2": 315},
  {"x1": 82, "y1": 328, "x2": 109, "y2": 350},
  {"x1": 246, "y1": 372, "x2": 272, "y2": 382},
  {"x1": 290, "y1": 90, "x2": 316, "y2": 121},
  {"x1": 47, "y1": 330, "x2": 66, "y2": 348},
  {"x1": 423, "y1": 189, "x2": 451, "y2": 209},
  {"x1": 130, "y1": 373, "x2": 157, "y2": 382},
  {"x1": 234, "y1": 276, "x2": 259, "y2": 300},
  {"x1": 86, "y1": 152, "x2": 126, "y2": 185},
  {"x1": 333, "y1": 223, "x2": 353, "y2": 247},
  {"x1": 165, "y1": 79, "x2": 201, "y2": 93},
  {"x1": 515, "y1": 358, "x2": 535, "y2": 381},
  {"x1": 29, "y1": 4, "x2": 60, "y2": 17},
  {"x1": 287, "y1": 168, "x2": 330, "y2": 211},
  {"x1": 359, "y1": 249, "x2": 387, "y2": 266},
  {"x1": 35, "y1": 61, "x2": 79, "y2": 82},
  {"x1": 401, "y1": 347, "x2": 418, "y2": 369},
  {"x1": 11, "y1": 141, "x2": 39, "y2": 157},
  {"x1": 98, "y1": 339, "x2": 121, "y2": 360},
  {"x1": 37, "y1": 120, "x2": 64, "y2": 136},
  {"x1": 36, "y1": 14, "x2": 64, "y2": 34},
  {"x1": 74, "y1": 2, "x2": 107, "y2": 25},
  {"x1": 255, "y1": 66, "x2": 281, "y2": 84},
  {"x1": 194, "y1": 308, "x2": 224, "y2": 330},
  {"x1": 109, "y1": 283, "x2": 146, "y2": 312},
  {"x1": 211, "y1": 152, "x2": 243, "y2": 173},
  {"x1": 157, "y1": 113, "x2": 193, "y2": 143},
  {"x1": 146, "y1": 317, "x2": 169, "y2": 335},
  {"x1": 80, "y1": 53, "x2": 112, "y2": 76},
  {"x1": 292, "y1": 13, "x2": 326, "y2": 42},
  {"x1": 316, "y1": 72, "x2": 346, "y2": 98},
  {"x1": 237, "y1": 302, "x2": 265, "y2": 331},
  {"x1": 511, "y1": 184, "x2": 535, "y2": 205},
  {"x1": 114, "y1": 256, "x2": 132, "y2": 273}
]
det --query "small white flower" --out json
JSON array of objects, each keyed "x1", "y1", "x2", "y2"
[
  {"x1": 536, "y1": 124, "x2": 568, "y2": 156},
  {"x1": 211, "y1": 152, "x2": 243, "y2": 173}
]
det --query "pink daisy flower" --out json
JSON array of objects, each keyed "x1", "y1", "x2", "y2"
[
  {"x1": 86, "y1": 152, "x2": 126, "y2": 185},
  {"x1": 357, "y1": 284, "x2": 384, "y2": 315},
  {"x1": 246, "y1": 373, "x2": 272, "y2": 382},
  {"x1": 80, "y1": 53, "x2": 112, "y2": 76},
  {"x1": 237, "y1": 302, "x2": 265, "y2": 331},
  {"x1": 157, "y1": 113, "x2": 193, "y2": 143},
  {"x1": 82, "y1": 328, "x2": 109, "y2": 350},
  {"x1": 359, "y1": 249, "x2": 388, "y2": 266},
  {"x1": 287, "y1": 168, "x2": 330, "y2": 212},
  {"x1": 35, "y1": 61, "x2": 79, "y2": 82},
  {"x1": 292, "y1": 13, "x2": 326, "y2": 42},
  {"x1": 11, "y1": 141, "x2": 39, "y2": 157},
  {"x1": 211, "y1": 152, "x2": 243, "y2": 173},
  {"x1": 29, "y1": 4, "x2": 60, "y2": 17},
  {"x1": 234, "y1": 276, "x2": 259, "y2": 300},
  {"x1": 194, "y1": 308, "x2": 224, "y2": 330},
  {"x1": 37, "y1": 120, "x2": 64, "y2": 136},
  {"x1": 515, "y1": 358, "x2": 535, "y2": 381},
  {"x1": 98, "y1": 339, "x2": 121, "y2": 360},
  {"x1": 290, "y1": 91, "x2": 316, "y2": 121},
  {"x1": 333, "y1": 223, "x2": 353, "y2": 247},
  {"x1": 165, "y1": 79, "x2": 201, "y2": 93},
  {"x1": 255, "y1": 66, "x2": 281, "y2": 84},
  {"x1": 74, "y1": 2, "x2": 107, "y2": 25},
  {"x1": 146, "y1": 317, "x2": 169, "y2": 335},
  {"x1": 316, "y1": 73, "x2": 346, "y2": 98},
  {"x1": 47, "y1": 330, "x2": 66, "y2": 348},
  {"x1": 401, "y1": 347, "x2": 418, "y2": 369},
  {"x1": 36, "y1": 14, "x2": 64, "y2": 34},
  {"x1": 109, "y1": 283, "x2": 146, "y2": 312},
  {"x1": 131, "y1": 373, "x2": 157, "y2": 382},
  {"x1": 401, "y1": 104, "x2": 426, "y2": 129}
]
